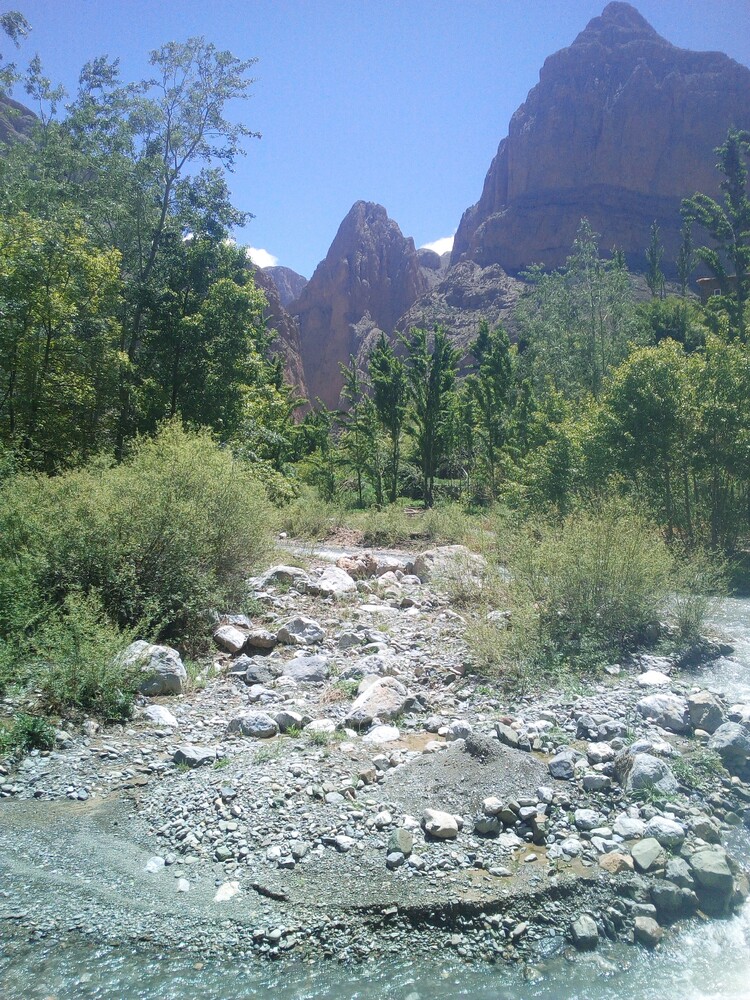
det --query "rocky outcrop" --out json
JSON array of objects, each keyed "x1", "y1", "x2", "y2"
[
  {"x1": 264, "y1": 265, "x2": 308, "y2": 308},
  {"x1": 452, "y1": 2, "x2": 750, "y2": 276},
  {"x1": 293, "y1": 201, "x2": 430, "y2": 408},
  {"x1": 397, "y1": 261, "x2": 525, "y2": 353},
  {"x1": 0, "y1": 93, "x2": 36, "y2": 145},
  {"x1": 248, "y1": 264, "x2": 307, "y2": 399}
]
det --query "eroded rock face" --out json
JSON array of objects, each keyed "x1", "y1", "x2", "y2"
[
  {"x1": 293, "y1": 201, "x2": 430, "y2": 408},
  {"x1": 452, "y1": 1, "x2": 750, "y2": 277},
  {"x1": 248, "y1": 264, "x2": 307, "y2": 399},
  {"x1": 264, "y1": 266, "x2": 308, "y2": 309}
]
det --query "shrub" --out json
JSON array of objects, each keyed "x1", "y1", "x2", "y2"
[
  {"x1": 669, "y1": 547, "x2": 728, "y2": 642},
  {"x1": 361, "y1": 505, "x2": 416, "y2": 547},
  {"x1": 507, "y1": 500, "x2": 673, "y2": 669},
  {"x1": 33, "y1": 591, "x2": 140, "y2": 720},
  {"x1": 277, "y1": 487, "x2": 344, "y2": 539},
  {"x1": 0, "y1": 421, "x2": 273, "y2": 651},
  {"x1": 0, "y1": 713, "x2": 56, "y2": 756}
]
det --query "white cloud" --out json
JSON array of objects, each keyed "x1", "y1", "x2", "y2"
[
  {"x1": 245, "y1": 246, "x2": 279, "y2": 268},
  {"x1": 419, "y1": 235, "x2": 454, "y2": 256}
]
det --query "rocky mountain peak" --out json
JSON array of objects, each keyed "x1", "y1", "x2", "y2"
[
  {"x1": 575, "y1": 2, "x2": 663, "y2": 46},
  {"x1": 452, "y1": 3, "x2": 750, "y2": 276},
  {"x1": 293, "y1": 201, "x2": 429, "y2": 408}
]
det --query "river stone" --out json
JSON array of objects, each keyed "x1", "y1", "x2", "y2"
[
  {"x1": 412, "y1": 545, "x2": 486, "y2": 584},
  {"x1": 256, "y1": 565, "x2": 310, "y2": 589},
  {"x1": 496, "y1": 722, "x2": 529, "y2": 750},
  {"x1": 582, "y1": 774, "x2": 612, "y2": 792},
  {"x1": 307, "y1": 566, "x2": 357, "y2": 598},
  {"x1": 213, "y1": 624, "x2": 247, "y2": 654},
  {"x1": 305, "y1": 719, "x2": 336, "y2": 734},
  {"x1": 599, "y1": 851, "x2": 633, "y2": 874},
  {"x1": 574, "y1": 808, "x2": 604, "y2": 832},
  {"x1": 389, "y1": 828, "x2": 413, "y2": 857},
  {"x1": 122, "y1": 641, "x2": 187, "y2": 696},
  {"x1": 245, "y1": 628, "x2": 277, "y2": 650},
  {"x1": 145, "y1": 856, "x2": 165, "y2": 874},
  {"x1": 613, "y1": 814, "x2": 645, "y2": 839},
  {"x1": 615, "y1": 751, "x2": 679, "y2": 794},
  {"x1": 687, "y1": 690, "x2": 725, "y2": 734},
  {"x1": 644, "y1": 816, "x2": 686, "y2": 849},
  {"x1": 651, "y1": 882, "x2": 697, "y2": 921},
  {"x1": 666, "y1": 857, "x2": 695, "y2": 889},
  {"x1": 474, "y1": 815, "x2": 503, "y2": 836},
  {"x1": 214, "y1": 881, "x2": 240, "y2": 902},
  {"x1": 346, "y1": 676, "x2": 413, "y2": 727},
  {"x1": 226, "y1": 711, "x2": 279, "y2": 739},
  {"x1": 281, "y1": 654, "x2": 329, "y2": 683},
  {"x1": 570, "y1": 913, "x2": 598, "y2": 950},
  {"x1": 173, "y1": 744, "x2": 216, "y2": 768},
  {"x1": 275, "y1": 710, "x2": 305, "y2": 733},
  {"x1": 691, "y1": 814, "x2": 722, "y2": 844},
  {"x1": 636, "y1": 693, "x2": 690, "y2": 733},
  {"x1": 637, "y1": 670, "x2": 671, "y2": 687},
  {"x1": 362, "y1": 724, "x2": 400, "y2": 744},
  {"x1": 586, "y1": 742, "x2": 615, "y2": 764},
  {"x1": 237, "y1": 656, "x2": 282, "y2": 686},
  {"x1": 422, "y1": 809, "x2": 459, "y2": 839},
  {"x1": 634, "y1": 915, "x2": 663, "y2": 948},
  {"x1": 336, "y1": 552, "x2": 378, "y2": 579},
  {"x1": 276, "y1": 616, "x2": 325, "y2": 645},
  {"x1": 548, "y1": 749, "x2": 582, "y2": 780},
  {"x1": 708, "y1": 722, "x2": 750, "y2": 778},
  {"x1": 631, "y1": 838, "x2": 666, "y2": 873},
  {"x1": 142, "y1": 705, "x2": 178, "y2": 727},
  {"x1": 689, "y1": 848, "x2": 734, "y2": 894}
]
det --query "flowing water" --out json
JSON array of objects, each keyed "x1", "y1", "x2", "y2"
[{"x1": 2, "y1": 600, "x2": 750, "y2": 1000}]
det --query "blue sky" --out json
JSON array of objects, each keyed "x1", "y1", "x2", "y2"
[{"x1": 11, "y1": 1, "x2": 750, "y2": 278}]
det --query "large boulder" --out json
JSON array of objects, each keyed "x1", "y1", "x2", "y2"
[
  {"x1": 276, "y1": 616, "x2": 325, "y2": 645},
  {"x1": 708, "y1": 722, "x2": 750, "y2": 779},
  {"x1": 281, "y1": 653, "x2": 330, "y2": 683},
  {"x1": 687, "y1": 690, "x2": 725, "y2": 734},
  {"x1": 614, "y1": 750, "x2": 679, "y2": 795},
  {"x1": 636, "y1": 693, "x2": 690, "y2": 733},
  {"x1": 226, "y1": 711, "x2": 279, "y2": 739},
  {"x1": 346, "y1": 676, "x2": 414, "y2": 728},
  {"x1": 689, "y1": 847, "x2": 736, "y2": 915},
  {"x1": 120, "y1": 641, "x2": 187, "y2": 696},
  {"x1": 412, "y1": 545, "x2": 486, "y2": 584},
  {"x1": 254, "y1": 565, "x2": 310, "y2": 590},
  {"x1": 422, "y1": 809, "x2": 459, "y2": 839},
  {"x1": 307, "y1": 566, "x2": 357, "y2": 599}
]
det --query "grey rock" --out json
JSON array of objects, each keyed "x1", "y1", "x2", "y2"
[
  {"x1": 636, "y1": 693, "x2": 690, "y2": 733},
  {"x1": 687, "y1": 690, "x2": 725, "y2": 734},
  {"x1": 172, "y1": 744, "x2": 216, "y2": 768},
  {"x1": 708, "y1": 722, "x2": 750, "y2": 778},
  {"x1": 412, "y1": 545, "x2": 486, "y2": 584},
  {"x1": 226, "y1": 711, "x2": 279, "y2": 739},
  {"x1": 634, "y1": 915, "x2": 663, "y2": 948},
  {"x1": 213, "y1": 624, "x2": 247, "y2": 654},
  {"x1": 548, "y1": 749, "x2": 582, "y2": 780},
  {"x1": 346, "y1": 676, "x2": 413, "y2": 727},
  {"x1": 276, "y1": 616, "x2": 325, "y2": 645},
  {"x1": 256, "y1": 565, "x2": 310, "y2": 589},
  {"x1": 245, "y1": 629, "x2": 277, "y2": 650},
  {"x1": 141, "y1": 705, "x2": 178, "y2": 727},
  {"x1": 643, "y1": 816, "x2": 686, "y2": 849},
  {"x1": 496, "y1": 722, "x2": 529, "y2": 751},
  {"x1": 615, "y1": 751, "x2": 679, "y2": 794},
  {"x1": 570, "y1": 913, "x2": 598, "y2": 950},
  {"x1": 275, "y1": 710, "x2": 305, "y2": 733},
  {"x1": 388, "y1": 828, "x2": 413, "y2": 857},
  {"x1": 121, "y1": 641, "x2": 187, "y2": 696},
  {"x1": 631, "y1": 838, "x2": 666, "y2": 873},
  {"x1": 281, "y1": 654, "x2": 329, "y2": 684}
]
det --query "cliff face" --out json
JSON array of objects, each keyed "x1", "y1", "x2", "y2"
[
  {"x1": 452, "y1": 1, "x2": 750, "y2": 275},
  {"x1": 264, "y1": 266, "x2": 308, "y2": 309},
  {"x1": 0, "y1": 93, "x2": 36, "y2": 145},
  {"x1": 248, "y1": 265, "x2": 307, "y2": 400},
  {"x1": 293, "y1": 201, "x2": 430, "y2": 407}
]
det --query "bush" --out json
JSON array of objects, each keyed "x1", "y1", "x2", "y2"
[
  {"x1": 669, "y1": 547, "x2": 728, "y2": 642},
  {"x1": 507, "y1": 500, "x2": 673, "y2": 669},
  {"x1": 33, "y1": 592, "x2": 140, "y2": 720},
  {"x1": 0, "y1": 421, "x2": 273, "y2": 651},
  {"x1": 0, "y1": 713, "x2": 55, "y2": 756},
  {"x1": 277, "y1": 487, "x2": 344, "y2": 540}
]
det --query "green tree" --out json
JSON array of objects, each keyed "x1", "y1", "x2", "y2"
[
  {"x1": 516, "y1": 220, "x2": 642, "y2": 399},
  {"x1": 645, "y1": 220, "x2": 666, "y2": 299},
  {"x1": 466, "y1": 320, "x2": 512, "y2": 498},
  {"x1": 402, "y1": 326, "x2": 459, "y2": 508},
  {"x1": 368, "y1": 332, "x2": 407, "y2": 503},
  {"x1": 682, "y1": 128, "x2": 750, "y2": 342}
]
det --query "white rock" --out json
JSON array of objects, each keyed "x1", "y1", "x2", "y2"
[
  {"x1": 307, "y1": 566, "x2": 357, "y2": 598},
  {"x1": 422, "y1": 809, "x2": 459, "y2": 839},
  {"x1": 141, "y1": 705, "x2": 178, "y2": 727},
  {"x1": 120, "y1": 641, "x2": 187, "y2": 696},
  {"x1": 213, "y1": 624, "x2": 247, "y2": 654},
  {"x1": 214, "y1": 881, "x2": 240, "y2": 902},
  {"x1": 362, "y1": 725, "x2": 400, "y2": 744},
  {"x1": 638, "y1": 670, "x2": 672, "y2": 688},
  {"x1": 145, "y1": 856, "x2": 165, "y2": 874}
]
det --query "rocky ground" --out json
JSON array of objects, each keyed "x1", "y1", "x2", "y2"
[{"x1": 2, "y1": 542, "x2": 750, "y2": 969}]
